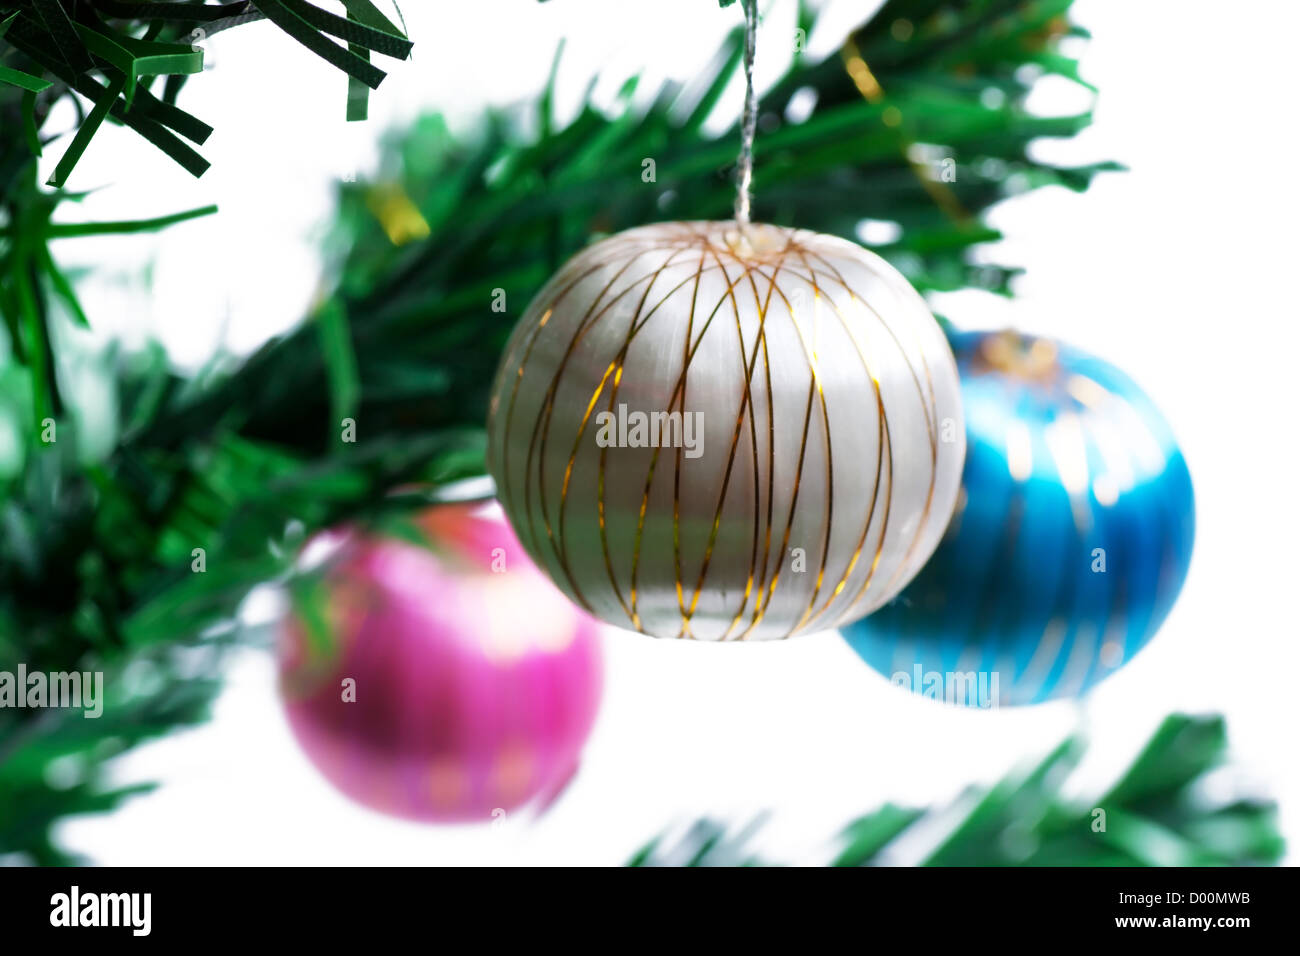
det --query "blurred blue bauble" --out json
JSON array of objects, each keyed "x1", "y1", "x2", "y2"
[{"x1": 841, "y1": 330, "x2": 1195, "y2": 707}]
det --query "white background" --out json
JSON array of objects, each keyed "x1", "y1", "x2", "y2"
[{"x1": 40, "y1": 0, "x2": 1300, "y2": 865}]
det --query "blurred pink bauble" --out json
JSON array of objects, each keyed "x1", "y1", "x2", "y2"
[{"x1": 278, "y1": 499, "x2": 604, "y2": 823}]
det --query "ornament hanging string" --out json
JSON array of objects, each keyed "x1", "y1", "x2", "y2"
[{"x1": 734, "y1": 0, "x2": 759, "y2": 229}]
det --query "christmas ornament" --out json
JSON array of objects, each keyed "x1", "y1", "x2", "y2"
[
  {"x1": 486, "y1": 220, "x2": 965, "y2": 640},
  {"x1": 278, "y1": 499, "x2": 603, "y2": 822},
  {"x1": 841, "y1": 330, "x2": 1195, "y2": 706},
  {"x1": 486, "y1": 1, "x2": 963, "y2": 641}
]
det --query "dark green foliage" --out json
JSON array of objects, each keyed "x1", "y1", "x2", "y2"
[
  {"x1": 1, "y1": 0, "x2": 1130, "y2": 861},
  {"x1": 0, "y1": 1, "x2": 412, "y2": 188},
  {"x1": 0, "y1": 2, "x2": 409, "y2": 489},
  {"x1": 631, "y1": 715, "x2": 1285, "y2": 867}
]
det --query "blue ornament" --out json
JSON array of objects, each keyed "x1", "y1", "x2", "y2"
[{"x1": 841, "y1": 330, "x2": 1195, "y2": 706}]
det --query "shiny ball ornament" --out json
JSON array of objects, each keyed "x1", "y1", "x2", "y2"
[
  {"x1": 842, "y1": 330, "x2": 1195, "y2": 706},
  {"x1": 487, "y1": 221, "x2": 965, "y2": 641},
  {"x1": 278, "y1": 500, "x2": 603, "y2": 822}
]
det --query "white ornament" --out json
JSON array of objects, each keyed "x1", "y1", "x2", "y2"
[{"x1": 487, "y1": 221, "x2": 965, "y2": 640}]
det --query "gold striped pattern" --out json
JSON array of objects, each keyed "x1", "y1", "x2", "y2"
[{"x1": 487, "y1": 222, "x2": 964, "y2": 640}]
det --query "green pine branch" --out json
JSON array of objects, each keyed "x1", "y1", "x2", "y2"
[
  {"x1": 630, "y1": 715, "x2": 1285, "y2": 867},
  {"x1": 0, "y1": 1, "x2": 413, "y2": 188},
  {"x1": 1, "y1": 2, "x2": 410, "y2": 504}
]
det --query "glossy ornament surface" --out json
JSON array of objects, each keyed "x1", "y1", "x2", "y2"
[
  {"x1": 487, "y1": 221, "x2": 964, "y2": 640},
  {"x1": 278, "y1": 500, "x2": 603, "y2": 822},
  {"x1": 842, "y1": 330, "x2": 1195, "y2": 706}
]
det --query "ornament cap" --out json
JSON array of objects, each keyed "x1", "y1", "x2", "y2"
[
  {"x1": 722, "y1": 221, "x2": 789, "y2": 260},
  {"x1": 978, "y1": 330, "x2": 1060, "y2": 382}
]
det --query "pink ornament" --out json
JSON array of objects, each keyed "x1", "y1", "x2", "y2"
[{"x1": 278, "y1": 500, "x2": 604, "y2": 823}]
